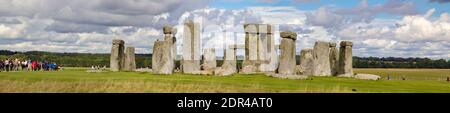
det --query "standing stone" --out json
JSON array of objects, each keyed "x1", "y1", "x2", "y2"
[
  {"x1": 152, "y1": 40, "x2": 174, "y2": 74},
  {"x1": 182, "y1": 20, "x2": 201, "y2": 74},
  {"x1": 152, "y1": 40, "x2": 162, "y2": 73},
  {"x1": 258, "y1": 24, "x2": 278, "y2": 72},
  {"x1": 241, "y1": 24, "x2": 276, "y2": 73},
  {"x1": 124, "y1": 47, "x2": 136, "y2": 71},
  {"x1": 163, "y1": 25, "x2": 177, "y2": 70},
  {"x1": 338, "y1": 41, "x2": 353, "y2": 77},
  {"x1": 278, "y1": 31, "x2": 297, "y2": 75},
  {"x1": 202, "y1": 48, "x2": 216, "y2": 73},
  {"x1": 241, "y1": 24, "x2": 259, "y2": 73},
  {"x1": 152, "y1": 26, "x2": 175, "y2": 74},
  {"x1": 313, "y1": 41, "x2": 331, "y2": 76},
  {"x1": 329, "y1": 43, "x2": 339, "y2": 76},
  {"x1": 164, "y1": 25, "x2": 177, "y2": 62},
  {"x1": 299, "y1": 49, "x2": 314, "y2": 76},
  {"x1": 110, "y1": 39, "x2": 125, "y2": 72}
]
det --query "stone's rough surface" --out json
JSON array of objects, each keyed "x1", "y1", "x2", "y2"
[
  {"x1": 355, "y1": 74, "x2": 380, "y2": 80},
  {"x1": 241, "y1": 65, "x2": 258, "y2": 74},
  {"x1": 152, "y1": 25, "x2": 177, "y2": 74},
  {"x1": 124, "y1": 47, "x2": 136, "y2": 71},
  {"x1": 338, "y1": 41, "x2": 353, "y2": 77},
  {"x1": 242, "y1": 24, "x2": 277, "y2": 73},
  {"x1": 135, "y1": 68, "x2": 152, "y2": 72},
  {"x1": 313, "y1": 41, "x2": 331, "y2": 76},
  {"x1": 265, "y1": 72, "x2": 309, "y2": 80},
  {"x1": 299, "y1": 49, "x2": 314, "y2": 76},
  {"x1": 258, "y1": 24, "x2": 278, "y2": 72},
  {"x1": 163, "y1": 25, "x2": 177, "y2": 69},
  {"x1": 182, "y1": 21, "x2": 201, "y2": 74},
  {"x1": 110, "y1": 39, "x2": 125, "y2": 72},
  {"x1": 279, "y1": 31, "x2": 297, "y2": 40},
  {"x1": 215, "y1": 44, "x2": 237, "y2": 76},
  {"x1": 152, "y1": 40, "x2": 163, "y2": 73},
  {"x1": 215, "y1": 63, "x2": 237, "y2": 76},
  {"x1": 329, "y1": 42, "x2": 339, "y2": 76},
  {"x1": 278, "y1": 31, "x2": 297, "y2": 75},
  {"x1": 152, "y1": 40, "x2": 174, "y2": 74},
  {"x1": 202, "y1": 48, "x2": 216, "y2": 73},
  {"x1": 163, "y1": 25, "x2": 173, "y2": 34}
]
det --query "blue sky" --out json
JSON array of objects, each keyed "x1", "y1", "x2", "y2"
[
  {"x1": 211, "y1": 0, "x2": 450, "y2": 18},
  {"x1": 0, "y1": 0, "x2": 449, "y2": 59}
]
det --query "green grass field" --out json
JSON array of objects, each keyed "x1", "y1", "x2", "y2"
[{"x1": 0, "y1": 68, "x2": 449, "y2": 93}]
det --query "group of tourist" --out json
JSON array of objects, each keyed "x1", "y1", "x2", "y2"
[{"x1": 0, "y1": 59, "x2": 59, "y2": 72}]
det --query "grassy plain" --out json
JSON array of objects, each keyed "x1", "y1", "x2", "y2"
[{"x1": 0, "y1": 68, "x2": 449, "y2": 93}]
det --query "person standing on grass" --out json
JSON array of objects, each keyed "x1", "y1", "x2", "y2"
[
  {"x1": 32, "y1": 60, "x2": 37, "y2": 71},
  {"x1": 13, "y1": 58, "x2": 19, "y2": 71},
  {"x1": 27, "y1": 59, "x2": 32, "y2": 71},
  {"x1": 21, "y1": 60, "x2": 27, "y2": 71},
  {"x1": 5, "y1": 59, "x2": 10, "y2": 72},
  {"x1": 37, "y1": 61, "x2": 42, "y2": 71}
]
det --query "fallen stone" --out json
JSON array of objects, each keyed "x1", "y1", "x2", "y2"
[
  {"x1": 265, "y1": 72, "x2": 309, "y2": 80},
  {"x1": 240, "y1": 65, "x2": 258, "y2": 74},
  {"x1": 135, "y1": 68, "x2": 153, "y2": 72},
  {"x1": 354, "y1": 74, "x2": 381, "y2": 80}
]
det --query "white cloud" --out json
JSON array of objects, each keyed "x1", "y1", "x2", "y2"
[
  {"x1": 394, "y1": 9, "x2": 450, "y2": 42},
  {"x1": 362, "y1": 39, "x2": 397, "y2": 49}
]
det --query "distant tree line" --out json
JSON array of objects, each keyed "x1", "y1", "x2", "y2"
[
  {"x1": 352, "y1": 56, "x2": 450, "y2": 68},
  {"x1": 1, "y1": 50, "x2": 449, "y2": 68}
]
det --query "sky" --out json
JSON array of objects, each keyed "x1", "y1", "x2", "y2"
[{"x1": 0, "y1": 0, "x2": 449, "y2": 59}]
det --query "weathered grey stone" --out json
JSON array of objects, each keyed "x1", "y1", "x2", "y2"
[
  {"x1": 151, "y1": 25, "x2": 177, "y2": 74},
  {"x1": 163, "y1": 25, "x2": 177, "y2": 70},
  {"x1": 202, "y1": 48, "x2": 216, "y2": 73},
  {"x1": 258, "y1": 24, "x2": 278, "y2": 72},
  {"x1": 280, "y1": 32, "x2": 297, "y2": 40},
  {"x1": 299, "y1": 49, "x2": 314, "y2": 76},
  {"x1": 355, "y1": 74, "x2": 380, "y2": 80},
  {"x1": 182, "y1": 20, "x2": 201, "y2": 74},
  {"x1": 163, "y1": 25, "x2": 173, "y2": 34},
  {"x1": 278, "y1": 31, "x2": 297, "y2": 75},
  {"x1": 242, "y1": 24, "x2": 259, "y2": 73},
  {"x1": 110, "y1": 39, "x2": 125, "y2": 72},
  {"x1": 329, "y1": 42, "x2": 339, "y2": 76},
  {"x1": 124, "y1": 47, "x2": 136, "y2": 71},
  {"x1": 242, "y1": 24, "x2": 277, "y2": 73},
  {"x1": 152, "y1": 40, "x2": 163, "y2": 73},
  {"x1": 265, "y1": 72, "x2": 309, "y2": 80},
  {"x1": 152, "y1": 40, "x2": 174, "y2": 74},
  {"x1": 313, "y1": 41, "x2": 331, "y2": 76},
  {"x1": 338, "y1": 41, "x2": 353, "y2": 77},
  {"x1": 215, "y1": 36, "x2": 237, "y2": 76},
  {"x1": 215, "y1": 62, "x2": 237, "y2": 76},
  {"x1": 135, "y1": 68, "x2": 152, "y2": 72},
  {"x1": 241, "y1": 65, "x2": 258, "y2": 74}
]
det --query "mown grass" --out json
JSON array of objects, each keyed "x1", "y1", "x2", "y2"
[{"x1": 0, "y1": 68, "x2": 449, "y2": 93}]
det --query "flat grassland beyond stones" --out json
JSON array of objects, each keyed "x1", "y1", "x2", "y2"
[{"x1": 0, "y1": 68, "x2": 449, "y2": 93}]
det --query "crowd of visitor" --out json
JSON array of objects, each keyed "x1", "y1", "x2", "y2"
[{"x1": 0, "y1": 58, "x2": 59, "y2": 72}]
